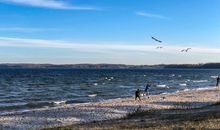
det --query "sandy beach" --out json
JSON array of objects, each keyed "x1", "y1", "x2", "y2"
[{"x1": 0, "y1": 88, "x2": 220, "y2": 130}]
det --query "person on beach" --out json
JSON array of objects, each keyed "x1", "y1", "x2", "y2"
[
  {"x1": 145, "y1": 84, "x2": 150, "y2": 97},
  {"x1": 135, "y1": 89, "x2": 141, "y2": 100},
  {"x1": 216, "y1": 76, "x2": 220, "y2": 89}
]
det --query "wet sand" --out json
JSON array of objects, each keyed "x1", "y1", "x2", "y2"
[{"x1": 0, "y1": 88, "x2": 220, "y2": 130}]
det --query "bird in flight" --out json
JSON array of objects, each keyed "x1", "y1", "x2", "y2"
[
  {"x1": 151, "y1": 36, "x2": 162, "y2": 43},
  {"x1": 181, "y1": 48, "x2": 191, "y2": 52},
  {"x1": 185, "y1": 48, "x2": 191, "y2": 52},
  {"x1": 156, "y1": 46, "x2": 163, "y2": 49}
]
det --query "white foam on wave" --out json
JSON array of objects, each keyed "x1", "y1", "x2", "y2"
[
  {"x1": 179, "y1": 83, "x2": 187, "y2": 86},
  {"x1": 169, "y1": 87, "x2": 215, "y2": 94},
  {"x1": 54, "y1": 100, "x2": 66, "y2": 105},
  {"x1": 211, "y1": 76, "x2": 218, "y2": 79},
  {"x1": 169, "y1": 74, "x2": 175, "y2": 77},
  {"x1": 195, "y1": 87, "x2": 216, "y2": 91},
  {"x1": 157, "y1": 85, "x2": 167, "y2": 88},
  {"x1": 192, "y1": 80, "x2": 208, "y2": 83},
  {"x1": 88, "y1": 94, "x2": 97, "y2": 97},
  {"x1": 183, "y1": 88, "x2": 190, "y2": 91},
  {"x1": 119, "y1": 85, "x2": 130, "y2": 88},
  {"x1": 105, "y1": 77, "x2": 114, "y2": 81}
]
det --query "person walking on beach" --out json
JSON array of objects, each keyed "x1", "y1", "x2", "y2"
[
  {"x1": 145, "y1": 84, "x2": 150, "y2": 98},
  {"x1": 135, "y1": 89, "x2": 141, "y2": 100},
  {"x1": 216, "y1": 76, "x2": 220, "y2": 89}
]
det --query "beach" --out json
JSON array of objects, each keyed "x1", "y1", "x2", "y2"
[{"x1": 0, "y1": 88, "x2": 219, "y2": 130}]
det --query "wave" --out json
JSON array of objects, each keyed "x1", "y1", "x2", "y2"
[
  {"x1": 195, "y1": 87, "x2": 216, "y2": 91},
  {"x1": 192, "y1": 80, "x2": 208, "y2": 83},
  {"x1": 179, "y1": 83, "x2": 187, "y2": 86},
  {"x1": 93, "y1": 83, "x2": 98, "y2": 86},
  {"x1": 211, "y1": 76, "x2": 218, "y2": 79},
  {"x1": 183, "y1": 88, "x2": 190, "y2": 91},
  {"x1": 169, "y1": 86, "x2": 215, "y2": 94},
  {"x1": 156, "y1": 85, "x2": 167, "y2": 88},
  {"x1": 169, "y1": 74, "x2": 175, "y2": 77},
  {"x1": 1, "y1": 86, "x2": 217, "y2": 116},
  {"x1": 88, "y1": 94, "x2": 97, "y2": 97},
  {"x1": 186, "y1": 79, "x2": 191, "y2": 82},
  {"x1": 105, "y1": 77, "x2": 114, "y2": 81},
  {"x1": 53, "y1": 100, "x2": 66, "y2": 105}
]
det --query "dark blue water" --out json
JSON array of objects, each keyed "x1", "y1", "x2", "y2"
[{"x1": 0, "y1": 69, "x2": 219, "y2": 114}]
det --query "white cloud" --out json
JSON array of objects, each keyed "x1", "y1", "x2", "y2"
[
  {"x1": 1, "y1": 0, "x2": 97, "y2": 10},
  {"x1": 136, "y1": 11, "x2": 169, "y2": 19},
  {"x1": 0, "y1": 37, "x2": 220, "y2": 54}
]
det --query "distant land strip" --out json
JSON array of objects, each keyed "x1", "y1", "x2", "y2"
[{"x1": 0, "y1": 63, "x2": 220, "y2": 69}]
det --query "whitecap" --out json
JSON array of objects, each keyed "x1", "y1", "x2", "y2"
[
  {"x1": 192, "y1": 80, "x2": 208, "y2": 83},
  {"x1": 157, "y1": 85, "x2": 167, "y2": 88},
  {"x1": 88, "y1": 94, "x2": 97, "y2": 97},
  {"x1": 211, "y1": 76, "x2": 218, "y2": 79},
  {"x1": 179, "y1": 83, "x2": 187, "y2": 86},
  {"x1": 54, "y1": 100, "x2": 66, "y2": 105},
  {"x1": 169, "y1": 74, "x2": 175, "y2": 77},
  {"x1": 195, "y1": 87, "x2": 215, "y2": 91},
  {"x1": 93, "y1": 83, "x2": 98, "y2": 86},
  {"x1": 183, "y1": 88, "x2": 190, "y2": 91}
]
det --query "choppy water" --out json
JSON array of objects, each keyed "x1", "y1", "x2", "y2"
[{"x1": 0, "y1": 69, "x2": 219, "y2": 114}]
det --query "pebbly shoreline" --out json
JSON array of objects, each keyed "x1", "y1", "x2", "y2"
[{"x1": 0, "y1": 88, "x2": 220, "y2": 130}]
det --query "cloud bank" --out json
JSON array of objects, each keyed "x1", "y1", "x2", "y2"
[{"x1": 0, "y1": 37, "x2": 220, "y2": 54}]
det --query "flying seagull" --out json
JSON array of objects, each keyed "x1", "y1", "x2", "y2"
[
  {"x1": 156, "y1": 46, "x2": 163, "y2": 49},
  {"x1": 181, "y1": 49, "x2": 185, "y2": 52},
  {"x1": 181, "y1": 48, "x2": 192, "y2": 52},
  {"x1": 185, "y1": 48, "x2": 191, "y2": 52},
  {"x1": 151, "y1": 36, "x2": 162, "y2": 43}
]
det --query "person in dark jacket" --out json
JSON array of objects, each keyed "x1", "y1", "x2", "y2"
[
  {"x1": 135, "y1": 89, "x2": 141, "y2": 100},
  {"x1": 145, "y1": 84, "x2": 151, "y2": 98},
  {"x1": 216, "y1": 76, "x2": 220, "y2": 88}
]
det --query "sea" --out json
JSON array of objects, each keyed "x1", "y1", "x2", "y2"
[{"x1": 0, "y1": 68, "x2": 219, "y2": 114}]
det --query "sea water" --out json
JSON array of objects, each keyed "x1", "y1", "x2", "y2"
[{"x1": 0, "y1": 68, "x2": 219, "y2": 114}]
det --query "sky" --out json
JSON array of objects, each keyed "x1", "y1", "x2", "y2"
[{"x1": 0, "y1": 0, "x2": 220, "y2": 65}]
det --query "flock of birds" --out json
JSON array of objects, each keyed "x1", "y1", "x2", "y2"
[{"x1": 151, "y1": 36, "x2": 192, "y2": 52}]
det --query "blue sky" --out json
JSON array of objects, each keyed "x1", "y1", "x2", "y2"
[{"x1": 0, "y1": 0, "x2": 220, "y2": 65}]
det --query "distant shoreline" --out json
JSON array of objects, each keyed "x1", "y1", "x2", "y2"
[{"x1": 0, "y1": 63, "x2": 220, "y2": 69}]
